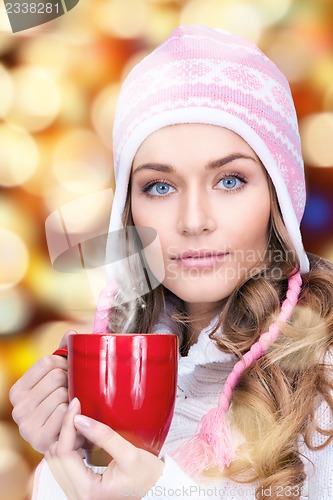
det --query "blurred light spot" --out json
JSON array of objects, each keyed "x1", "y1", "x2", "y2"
[
  {"x1": 0, "y1": 422, "x2": 23, "y2": 452},
  {"x1": 42, "y1": 184, "x2": 85, "y2": 214},
  {"x1": 254, "y1": 0, "x2": 292, "y2": 27},
  {"x1": 52, "y1": 129, "x2": 113, "y2": 194},
  {"x1": 0, "y1": 448, "x2": 30, "y2": 500},
  {"x1": 0, "y1": 65, "x2": 13, "y2": 117},
  {"x1": 44, "y1": 191, "x2": 114, "y2": 305},
  {"x1": 0, "y1": 123, "x2": 39, "y2": 187},
  {"x1": 266, "y1": 33, "x2": 314, "y2": 83},
  {"x1": 311, "y1": 56, "x2": 333, "y2": 93},
  {"x1": 20, "y1": 134, "x2": 56, "y2": 196},
  {"x1": 0, "y1": 197, "x2": 38, "y2": 245},
  {"x1": 142, "y1": 5, "x2": 180, "y2": 45},
  {"x1": 0, "y1": 288, "x2": 33, "y2": 334},
  {"x1": 28, "y1": 259, "x2": 96, "y2": 321},
  {"x1": 59, "y1": 79, "x2": 87, "y2": 124},
  {"x1": 0, "y1": 2, "x2": 12, "y2": 33},
  {"x1": 302, "y1": 193, "x2": 331, "y2": 231},
  {"x1": 18, "y1": 35, "x2": 70, "y2": 77},
  {"x1": 93, "y1": 0, "x2": 149, "y2": 38},
  {"x1": 51, "y1": 0, "x2": 98, "y2": 45},
  {"x1": 180, "y1": 0, "x2": 263, "y2": 42},
  {"x1": 91, "y1": 83, "x2": 120, "y2": 151},
  {"x1": 323, "y1": 242, "x2": 333, "y2": 263},
  {"x1": 323, "y1": 83, "x2": 333, "y2": 111},
  {"x1": 0, "y1": 38, "x2": 15, "y2": 57},
  {"x1": 6, "y1": 66, "x2": 61, "y2": 132},
  {"x1": 31, "y1": 320, "x2": 94, "y2": 357},
  {"x1": 0, "y1": 366, "x2": 8, "y2": 410},
  {"x1": 143, "y1": 0, "x2": 174, "y2": 3},
  {"x1": 300, "y1": 112, "x2": 333, "y2": 167},
  {"x1": 8, "y1": 338, "x2": 39, "y2": 379},
  {"x1": 45, "y1": 190, "x2": 113, "y2": 259},
  {"x1": 0, "y1": 229, "x2": 29, "y2": 290}
]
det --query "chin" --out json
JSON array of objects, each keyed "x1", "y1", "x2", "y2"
[{"x1": 163, "y1": 278, "x2": 235, "y2": 304}]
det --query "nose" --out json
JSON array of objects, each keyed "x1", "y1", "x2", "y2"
[{"x1": 176, "y1": 187, "x2": 216, "y2": 236}]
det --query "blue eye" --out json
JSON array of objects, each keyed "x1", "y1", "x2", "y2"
[
  {"x1": 217, "y1": 176, "x2": 244, "y2": 190},
  {"x1": 144, "y1": 182, "x2": 176, "y2": 196}
]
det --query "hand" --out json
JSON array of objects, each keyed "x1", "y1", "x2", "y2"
[
  {"x1": 46, "y1": 398, "x2": 165, "y2": 500},
  {"x1": 9, "y1": 330, "x2": 76, "y2": 453}
]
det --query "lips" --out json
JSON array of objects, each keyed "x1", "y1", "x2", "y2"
[
  {"x1": 174, "y1": 249, "x2": 226, "y2": 260},
  {"x1": 171, "y1": 249, "x2": 228, "y2": 270}
]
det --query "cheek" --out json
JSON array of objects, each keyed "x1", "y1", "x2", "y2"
[
  {"x1": 131, "y1": 199, "x2": 144, "y2": 227},
  {"x1": 221, "y1": 195, "x2": 271, "y2": 252},
  {"x1": 141, "y1": 231, "x2": 173, "y2": 286},
  {"x1": 250, "y1": 197, "x2": 271, "y2": 243},
  {"x1": 141, "y1": 235, "x2": 166, "y2": 285},
  {"x1": 132, "y1": 201, "x2": 170, "y2": 247},
  {"x1": 131, "y1": 197, "x2": 167, "y2": 229},
  {"x1": 131, "y1": 202, "x2": 170, "y2": 283}
]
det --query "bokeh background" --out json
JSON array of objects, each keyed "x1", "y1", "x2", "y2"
[{"x1": 0, "y1": 0, "x2": 333, "y2": 498}]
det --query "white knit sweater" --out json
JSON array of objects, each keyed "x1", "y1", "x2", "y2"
[{"x1": 32, "y1": 321, "x2": 333, "y2": 499}]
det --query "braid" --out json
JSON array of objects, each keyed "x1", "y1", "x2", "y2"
[{"x1": 172, "y1": 271, "x2": 302, "y2": 476}]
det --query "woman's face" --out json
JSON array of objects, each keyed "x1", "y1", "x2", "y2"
[{"x1": 131, "y1": 124, "x2": 271, "y2": 307}]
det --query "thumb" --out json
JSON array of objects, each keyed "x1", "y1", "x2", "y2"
[
  {"x1": 74, "y1": 415, "x2": 135, "y2": 468},
  {"x1": 59, "y1": 329, "x2": 77, "y2": 348}
]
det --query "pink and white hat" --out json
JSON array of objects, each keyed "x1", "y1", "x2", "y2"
[{"x1": 108, "y1": 24, "x2": 309, "y2": 273}]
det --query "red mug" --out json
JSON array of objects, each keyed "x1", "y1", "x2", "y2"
[{"x1": 53, "y1": 333, "x2": 178, "y2": 465}]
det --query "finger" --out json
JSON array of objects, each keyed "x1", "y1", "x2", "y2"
[
  {"x1": 32, "y1": 371, "x2": 68, "y2": 409},
  {"x1": 46, "y1": 418, "x2": 100, "y2": 498},
  {"x1": 57, "y1": 398, "x2": 81, "y2": 452},
  {"x1": 47, "y1": 449, "x2": 99, "y2": 498},
  {"x1": 43, "y1": 402, "x2": 86, "y2": 450},
  {"x1": 36, "y1": 385, "x2": 69, "y2": 425},
  {"x1": 9, "y1": 355, "x2": 67, "y2": 400},
  {"x1": 74, "y1": 415, "x2": 137, "y2": 469},
  {"x1": 41, "y1": 400, "x2": 68, "y2": 434},
  {"x1": 46, "y1": 445, "x2": 86, "y2": 500},
  {"x1": 17, "y1": 390, "x2": 68, "y2": 447},
  {"x1": 12, "y1": 367, "x2": 68, "y2": 423},
  {"x1": 59, "y1": 329, "x2": 77, "y2": 348},
  {"x1": 13, "y1": 383, "x2": 67, "y2": 429}
]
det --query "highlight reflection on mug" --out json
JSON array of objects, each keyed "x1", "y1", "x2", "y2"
[{"x1": 2, "y1": 0, "x2": 80, "y2": 33}]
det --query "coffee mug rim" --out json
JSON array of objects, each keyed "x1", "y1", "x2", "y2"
[{"x1": 70, "y1": 332, "x2": 177, "y2": 337}]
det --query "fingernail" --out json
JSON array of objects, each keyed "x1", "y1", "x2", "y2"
[
  {"x1": 74, "y1": 415, "x2": 94, "y2": 429},
  {"x1": 68, "y1": 397, "x2": 78, "y2": 411}
]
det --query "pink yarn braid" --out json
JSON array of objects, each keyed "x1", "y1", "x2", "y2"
[
  {"x1": 92, "y1": 281, "x2": 118, "y2": 333},
  {"x1": 172, "y1": 271, "x2": 303, "y2": 476}
]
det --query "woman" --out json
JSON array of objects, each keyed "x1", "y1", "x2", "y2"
[{"x1": 10, "y1": 25, "x2": 333, "y2": 499}]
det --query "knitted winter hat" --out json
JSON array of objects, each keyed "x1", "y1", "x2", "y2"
[
  {"x1": 99, "y1": 25, "x2": 306, "y2": 475},
  {"x1": 108, "y1": 24, "x2": 309, "y2": 274}
]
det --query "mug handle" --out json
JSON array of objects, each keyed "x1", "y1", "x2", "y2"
[{"x1": 53, "y1": 347, "x2": 68, "y2": 358}]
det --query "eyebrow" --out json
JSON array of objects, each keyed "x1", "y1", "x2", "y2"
[{"x1": 132, "y1": 153, "x2": 258, "y2": 176}]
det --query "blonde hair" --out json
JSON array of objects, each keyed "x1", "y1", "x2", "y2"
[
  {"x1": 109, "y1": 179, "x2": 333, "y2": 498},
  {"x1": 213, "y1": 189, "x2": 333, "y2": 498}
]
